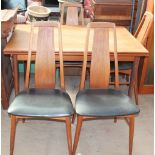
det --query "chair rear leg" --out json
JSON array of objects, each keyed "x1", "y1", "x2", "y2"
[
  {"x1": 128, "y1": 78, "x2": 133, "y2": 98},
  {"x1": 72, "y1": 113, "x2": 76, "y2": 124},
  {"x1": 129, "y1": 57, "x2": 140, "y2": 104},
  {"x1": 22, "y1": 118, "x2": 26, "y2": 123},
  {"x1": 129, "y1": 116, "x2": 135, "y2": 155},
  {"x1": 134, "y1": 79, "x2": 138, "y2": 105},
  {"x1": 73, "y1": 115, "x2": 83, "y2": 155},
  {"x1": 114, "y1": 116, "x2": 117, "y2": 123},
  {"x1": 66, "y1": 117, "x2": 72, "y2": 155},
  {"x1": 10, "y1": 115, "x2": 17, "y2": 155}
]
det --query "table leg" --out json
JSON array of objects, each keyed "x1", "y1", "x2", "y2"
[
  {"x1": 128, "y1": 57, "x2": 140, "y2": 99},
  {"x1": 12, "y1": 55, "x2": 19, "y2": 96}
]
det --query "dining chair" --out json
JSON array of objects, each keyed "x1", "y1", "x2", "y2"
[
  {"x1": 73, "y1": 22, "x2": 140, "y2": 155},
  {"x1": 8, "y1": 21, "x2": 74, "y2": 155},
  {"x1": 111, "y1": 11, "x2": 153, "y2": 105},
  {"x1": 60, "y1": 2, "x2": 84, "y2": 26},
  {"x1": 59, "y1": 2, "x2": 85, "y2": 76}
]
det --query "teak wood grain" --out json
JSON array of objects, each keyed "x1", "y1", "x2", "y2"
[
  {"x1": 80, "y1": 22, "x2": 119, "y2": 89},
  {"x1": 90, "y1": 28, "x2": 110, "y2": 88},
  {"x1": 35, "y1": 26, "x2": 56, "y2": 88},
  {"x1": 25, "y1": 22, "x2": 65, "y2": 90}
]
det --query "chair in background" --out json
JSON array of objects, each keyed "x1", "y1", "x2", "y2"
[
  {"x1": 8, "y1": 21, "x2": 74, "y2": 155},
  {"x1": 73, "y1": 22, "x2": 140, "y2": 155},
  {"x1": 111, "y1": 11, "x2": 153, "y2": 105},
  {"x1": 60, "y1": 2, "x2": 85, "y2": 76},
  {"x1": 60, "y1": 2, "x2": 84, "y2": 26}
]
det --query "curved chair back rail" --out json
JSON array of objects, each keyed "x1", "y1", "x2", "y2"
[{"x1": 60, "y1": 2, "x2": 84, "y2": 26}]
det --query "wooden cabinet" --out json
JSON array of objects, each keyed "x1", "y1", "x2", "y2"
[
  {"x1": 1, "y1": 9, "x2": 17, "y2": 109},
  {"x1": 1, "y1": 39, "x2": 14, "y2": 109},
  {"x1": 90, "y1": 0, "x2": 133, "y2": 26}
]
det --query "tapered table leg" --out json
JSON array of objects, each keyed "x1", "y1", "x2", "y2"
[{"x1": 12, "y1": 55, "x2": 19, "y2": 96}]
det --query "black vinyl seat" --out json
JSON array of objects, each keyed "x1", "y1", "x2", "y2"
[
  {"x1": 8, "y1": 89, "x2": 74, "y2": 117},
  {"x1": 76, "y1": 89, "x2": 139, "y2": 117}
]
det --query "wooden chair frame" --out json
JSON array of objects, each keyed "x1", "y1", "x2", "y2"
[
  {"x1": 113, "y1": 11, "x2": 153, "y2": 105},
  {"x1": 73, "y1": 22, "x2": 137, "y2": 155},
  {"x1": 10, "y1": 21, "x2": 73, "y2": 155}
]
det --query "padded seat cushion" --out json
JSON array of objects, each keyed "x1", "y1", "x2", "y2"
[
  {"x1": 76, "y1": 89, "x2": 140, "y2": 117},
  {"x1": 8, "y1": 89, "x2": 74, "y2": 117}
]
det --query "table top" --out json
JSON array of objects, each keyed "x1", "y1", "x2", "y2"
[{"x1": 4, "y1": 24, "x2": 148, "y2": 57}]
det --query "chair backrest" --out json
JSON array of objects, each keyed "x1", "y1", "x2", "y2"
[
  {"x1": 80, "y1": 22, "x2": 119, "y2": 90},
  {"x1": 134, "y1": 11, "x2": 153, "y2": 46},
  {"x1": 60, "y1": 2, "x2": 84, "y2": 26},
  {"x1": 25, "y1": 21, "x2": 65, "y2": 90}
]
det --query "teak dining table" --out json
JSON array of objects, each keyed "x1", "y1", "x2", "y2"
[{"x1": 3, "y1": 24, "x2": 149, "y2": 100}]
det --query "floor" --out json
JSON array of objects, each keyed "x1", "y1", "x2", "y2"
[{"x1": 1, "y1": 75, "x2": 154, "y2": 155}]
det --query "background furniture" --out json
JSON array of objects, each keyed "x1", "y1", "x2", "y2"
[
  {"x1": 111, "y1": 11, "x2": 153, "y2": 105},
  {"x1": 1, "y1": 9, "x2": 18, "y2": 109},
  {"x1": 91, "y1": 0, "x2": 132, "y2": 25},
  {"x1": 8, "y1": 21, "x2": 74, "y2": 155},
  {"x1": 84, "y1": 0, "x2": 154, "y2": 94},
  {"x1": 138, "y1": 0, "x2": 154, "y2": 94},
  {"x1": 60, "y1": 2, "x2": 84, "y2": 25},
  {"x1": 60, "y1": 2, "x2": 85, "y2": 76}
]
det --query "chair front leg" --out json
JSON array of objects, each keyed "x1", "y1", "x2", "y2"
[
  {"x1": 73, "y1": 115, "x2": 83, "y2": 155},
  {"x1": 66, "y1": 117, "x2": 72, "y2": 155},
  {"x1": 10, "y1": 115, "x2": 17, "y2": 155},
  {"x1": 129, "y1": 116, "x2": 135, "y2": 155}
]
